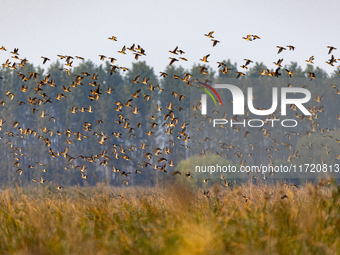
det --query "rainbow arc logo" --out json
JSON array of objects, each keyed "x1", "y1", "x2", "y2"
[{"x1": 196, "y1": 82, "x2": 223, "y2": 106}]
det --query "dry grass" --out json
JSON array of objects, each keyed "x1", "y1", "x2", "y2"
[{"x1": 0, "y1": 181, "x2": 340, "y2": 255}]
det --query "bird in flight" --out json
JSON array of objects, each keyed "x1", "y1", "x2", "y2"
[
  {"x1": 204, "y1": 31, "x2": 214, "y2": 38},
  {"x1": 169, "y1": 57, "x2": 178, "y2": 65},
  {"x1": 169, "y1": 46, "x2": 178, "y2": 55},
  {"x1": 327, "y1": 46, "x2": 337, "y2": 54},
  {"x1": 211, "y1": 39, "x2": 220, "y2": 47},
  {"x1": 32, "y1": 176, "x2": 46, "y2": 184},
  {"x1": 41, "y1": 56, "x2": 50, "y2": 64},
  {"x1": 277, "y1": 46, "x2": 286, "y2": 54},
  {"x1": 108, "y1": 36, "x2": 117, "y2": 41},
  {"x1": 200, "y1": 54, "x2": 210, "y2": 63},
  {"x1": 285, "y1": 69, "x2": 294, "y2": 77},
  {"x1": 242, "y1": 35, "x2": 252, "y2": 41},
  {"x1": 118, "y1": 46, "x2": 126, "y2": 54},
  {"x1": 306, "y1": 56, "x2": 314, "y2": 64},
  {"x1": 236, "y1": 72, "x2": 245, "y2": 78},
  {"x1": 287, "y1": 45, "x2": 295, "y2": 51},
  {"x1": 11, "y1": 48, "x2": 19, "y2": 55}
]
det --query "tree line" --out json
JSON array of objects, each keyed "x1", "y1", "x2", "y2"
[{"x1": 0, "y1": 58, "x2": 338, "y2": 187}]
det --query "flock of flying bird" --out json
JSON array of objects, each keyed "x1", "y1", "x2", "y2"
[{"x1": 0, "y1": 31, "x2": 339, "y2": 198}]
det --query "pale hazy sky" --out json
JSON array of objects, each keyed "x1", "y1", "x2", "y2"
[{"x1": 1, "y1": 0, "x2": 339, "y2": 75}]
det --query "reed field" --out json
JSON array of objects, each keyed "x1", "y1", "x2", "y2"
[{"x1": 0, "y1": 181, "x2": 339, "y2": 255}]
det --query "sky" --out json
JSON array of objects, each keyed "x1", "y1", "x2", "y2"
[{"x1": 1, "y1": 0, "x2": 339, "y2": 76}]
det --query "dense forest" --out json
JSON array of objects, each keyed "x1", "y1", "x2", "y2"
[{"x1": 0, "y1": 56, "x2": 339, "y2": 187}]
